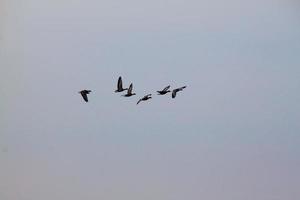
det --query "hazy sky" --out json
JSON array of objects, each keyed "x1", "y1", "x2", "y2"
[{"x1": 1, "y1": 0, "x2": 300, "y2": 200}]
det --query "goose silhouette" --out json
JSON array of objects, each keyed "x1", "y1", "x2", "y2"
[
  {"x1": 137, "y1": 94, "x2": 152, "y2": 105},
  {"x1": 157, "y1": 85, "x2": 171, "y2": 95},
  {"x1": 172, "y1": 86, "x2": 186, "y2": 98},
  {"x1": 122, "y1": 83, "x2": 136, "y2": 97},
  {"x1": 79, "y1": 90, "x2": 91, "y2": 102}
]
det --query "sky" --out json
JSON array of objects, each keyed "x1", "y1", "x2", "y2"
[{"x1": 1, "y1": 0, "x2": 300, "y2": 199}]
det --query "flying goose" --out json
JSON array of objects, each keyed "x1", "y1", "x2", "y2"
[
  {"x1": 115, "y1": 76, "x2": 128, "y2": 92},
  {"x1": 157, "y1": 85, "x2": 171, "y2": 95},
  {"x1": 172, "y1": 86, "x2": 186, "y2": 98},
  {"x1": 122, "y1": 83, "x2": 136, "y2": 97},
  {"x1": 79, "y1": 90, "x2": 91, "y2": 102},
  {"x1": 137, "y1": 94, "x2": 152, "y2": 105}
]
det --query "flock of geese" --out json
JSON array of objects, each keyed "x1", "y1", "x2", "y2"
[{"x1": 79, "y1": 76, "x2": 187, "y2": 104}]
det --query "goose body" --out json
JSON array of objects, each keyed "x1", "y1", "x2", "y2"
[
  {"x1": 137, "y1": 94, "x2": 152, "y2": 105},
  {"x1": 79, "y1": 90, "x2": 92, "y2": 102},
  {"x1": 157, "y1": 85, "x2": 171, "y2": 95},
  {"x1": 172, "y1": 86, "x2": 186, "y2": 98}
]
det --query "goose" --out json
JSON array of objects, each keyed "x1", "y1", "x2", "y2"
[
  {"x1": 79, "y1": 90, "x2": 91, "y2": 102},
  {"x1": 137, "y1": 94, "x2": 152, "y2": 105},
  {"x1": 172, "y1": 86, "x2": 186, "y2": 98},
  {"x1": 157, "y1": 85, "x2": 171, "y2": 95},
  {"x1": 122, "y1": 83, "x2": 136, "y2": 97},
  {"x1": 115, "y1": 76, "x2": 128, "y2": 92}
]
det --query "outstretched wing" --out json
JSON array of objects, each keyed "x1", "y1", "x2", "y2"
[
  {"x1": 179, "y1": 86, "x2": 186, "y2": 91},
  {"x1": 172, "y1": 90, "x2": 177, "y2": 98},
  {"x1": 163, "y1": 85, "x2": 170, "y2": 92},
  {"x1": 117, "y1": 76, "x2": 123, "y2": 90},
  {"x1": 128, "y1": 83, "x2": 133, "y2": 94},
  {"x1": 146, "y1": 94, "x2": 152, "y2": 98},
  {"x1": 81, "y1": 93, "x2": 89, "y2": 102}
]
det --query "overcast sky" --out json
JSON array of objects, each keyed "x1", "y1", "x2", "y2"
[{"x1": 1, "y1": 0, "x2": 300, "y2": 200}]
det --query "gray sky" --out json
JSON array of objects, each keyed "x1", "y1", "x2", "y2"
[{"x1": 1, "y1": 0, "x2": 300, "y2": 200}]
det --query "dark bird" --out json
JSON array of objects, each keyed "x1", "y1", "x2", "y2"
[
  {"x1": 115, "y1": 76, "x2": 128, "y2": 93},
  {"x1": 122, "y1": 83, "x2": 136, "y2": 97},
  {"x1": 79, "y1": 90, "x2": 91, "y2": 102},
  {"x1": 172, "y1": 86, "x2": 186, "y2": 98},
  {"x1": 157, "y1": 85, "x2": 171, "y2": 95},
  {"x1": 137, "y1": 94, "x2": 152, "y2": 105}
]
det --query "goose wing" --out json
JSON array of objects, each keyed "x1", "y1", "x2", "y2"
[
  {"x1": 172, "y1": 90, "x2": 178, "y2": 98},
  {"x1": 163, "y1": 85, "x2": 170, "y2": 92},
  {"x1": 117, "y1": 76, "x2": 123, "y2": 90},
  {"x1": 128, "y1": 83, "x2": 133, "y2": 94},
  {"x1": 81, "y1": 92, "x2": 89, "y2": 102},
  {"x1": 179, "y1": 86, "x2": 186, "y2": 91}
]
